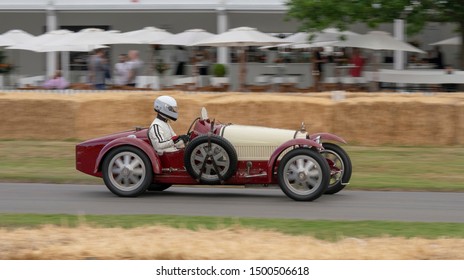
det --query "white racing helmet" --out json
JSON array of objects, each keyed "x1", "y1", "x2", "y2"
[{"x1": 154, "y1": 95, "x2": 178, "y2": 121}]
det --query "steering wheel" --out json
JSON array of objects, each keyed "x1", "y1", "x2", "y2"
[
  {"x1": 187, "y1": 107, "x2": 210, "y2": 135},
  {"x1": 186, "y1": 117, "x2": 200, "y2": 136}
]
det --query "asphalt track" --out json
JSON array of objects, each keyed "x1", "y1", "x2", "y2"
[{"x1": 0, "y1": 183, "x2": 463, "y2": 223}]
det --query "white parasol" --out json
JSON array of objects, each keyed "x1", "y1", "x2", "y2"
[
  {"x1": 430, "y1": 36, "x2": 461, "y2": 46},
  {"x1": 332, "y1": 31, "x2": 424, "y2": 53},
  {"x1": 7, "y1": 29, "x2": 107, "y2": 52},
  {"x1": 0, "y1": 29, "x2": 35, "y2": 45},
  {"x1": 122, "y1": 26, "x2": 173, "y2": 44},
  {"x1": 192, "y1": 26, "x2": 290, "y2": 91},
  {"x1": 157, "y1": 29, "x2": 215, "y2": 46}
]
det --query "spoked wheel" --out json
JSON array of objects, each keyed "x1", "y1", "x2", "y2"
[
  {"x1": 320, "y1": 143, "x2": 352, "y2": 194},
  {"x1": 277, "y1": 148, "x2": 330, "y2": 201},
  {"x1": 102, "y1": 146, "x2": 153, "y2": 197},
  {"x1": 184, "y1": 134, "x2": 237, "y2": 184}
]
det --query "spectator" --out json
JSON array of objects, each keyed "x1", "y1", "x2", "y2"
[
  {"x1": 174, "y1": 46, "x2": 188, "y2": 75},
  {"x1": 349, "y1": 48, "x2": 365, "y2": 77},
  {"x1": 312, "y1": 47, "x2": 325, "y2": 91},
  {"x1": 126, "y1": 50, "x2": 143, "y2": 87},
  {"x1": 196, "y1": 48, "x2": 210, "y2": 76},
  {"x1": 88, "y1": 48, "x2": 109, "y2": 90},
  {"x1": 113, "y1": 54, "x2": 129, "y2": 86},
  {"x1": 42, "y1": 70, "x2": 69, "y2": 89},
  {"x1": 434, "y1": 46, "x2": 444, "y2": 69}
]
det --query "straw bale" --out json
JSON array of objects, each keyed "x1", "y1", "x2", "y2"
[
  {"x1": 331, "y1": 95, "x2": 464, "y2": 145},
  {"x1": 1, "y1": 91, "x2": 463, "y2": 145},
  {"x1": 457, "y1": 100, "x2": 464, "y2": 145},
  {"x1": 1, "y1": 225, "x2": 463, "y2": 260},
  {"x1": 0, "y1": 94, "x2": 78, "y2": 139}
]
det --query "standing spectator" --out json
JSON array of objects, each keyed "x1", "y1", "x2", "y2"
[
  {"x1": 349, "y1": 48, "x2": 365, "y2": 77},
  {"x1": 196, "y1": 48, "x2": 210, "y2": 76},
  {"x1": 311, "y1": 47, "x2": 325, "y2": 91},
  {"x1": 42, "y1": 70, "x2": 69, "y2": 89},
  {"x1": 434, "y1": 46, "x2": 444, "y2": 69},
  {"x1": 113, "y1": 54, "x2": 129, "y2": 86},
  {"x1": 126, "y1": 50, "x2": 143, "y2": 87},
  {"x1": 175, "y1": 46, "x2": 188, "y2": 75},
  {"x1": 88, "y1": 48, "x2": 109, "y2": 90}
]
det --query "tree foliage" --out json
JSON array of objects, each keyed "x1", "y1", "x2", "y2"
[{"x1": 286, "y1": 0, "x2": 464, "y2": 67}]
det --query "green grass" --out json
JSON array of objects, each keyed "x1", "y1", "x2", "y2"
[
  {"x1": 1, "y1": 214, "x2": 463, "y2": 240},
  {"x1": 1, "y1": 140, "x2": 464, "y2": 191}
]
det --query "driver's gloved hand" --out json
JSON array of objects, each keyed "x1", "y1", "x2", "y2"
[
  {"x1": 171, "y1": 135, "x2": 181, "y2": 143},
  {"x1": 178, "y1": 134, "x2": 190, "y2": 144}
]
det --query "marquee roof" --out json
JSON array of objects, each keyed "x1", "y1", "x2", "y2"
[{"x1": 0, "y1": 0, "x2": 287, "y2": 11}]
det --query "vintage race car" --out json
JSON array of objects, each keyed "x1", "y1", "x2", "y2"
[{"x1": 76, "y1": 108, "x2": 352, "y2": 201}]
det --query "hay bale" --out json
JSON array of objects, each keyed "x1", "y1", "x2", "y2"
[
  {"x1": 1, "y1": 91, "x2": 463, "y2": 145},
  {"x1": 0, "y1": 93, "x2": 78, "y2": 139}
]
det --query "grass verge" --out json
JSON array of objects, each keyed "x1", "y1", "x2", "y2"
[
  {"x1": 1, "y1": 140, "x2": 464, "y2": 191},
  {"x1": 1, "y1": 214, "x2": 464, "y2": 241}
]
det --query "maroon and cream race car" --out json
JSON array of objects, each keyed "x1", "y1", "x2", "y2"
[{"x1": 76, "y1": 108, "x2": 351, "y2": 201}]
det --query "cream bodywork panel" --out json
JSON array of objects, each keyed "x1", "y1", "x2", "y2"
[{"x1": 221, "y1": 125, "x2": 306, "y2": 160}]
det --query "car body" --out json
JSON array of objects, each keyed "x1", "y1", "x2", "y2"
[{"x1": 76, "y1": 108, "x2": 351, "y2": 201}]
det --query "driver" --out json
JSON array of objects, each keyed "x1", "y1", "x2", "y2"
[{"x1": 149, "y1": 95, "x2": 189, "y2": 154}]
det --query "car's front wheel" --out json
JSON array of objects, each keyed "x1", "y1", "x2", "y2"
[
  {"x1": 102, "y1": 146, "x2": 153, "y2": 197},
  {"x1": 277, "y1": 148, "x2": 330, "y2": 201}
]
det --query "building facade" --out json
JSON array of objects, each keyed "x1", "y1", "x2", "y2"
[{"x1": 0, "y1": 0, "x2": 460, "y2": 88}]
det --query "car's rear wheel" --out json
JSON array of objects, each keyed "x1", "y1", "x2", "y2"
[
  {"x1": 277, "y1": 148, "x2": 330, "y2": 201},
  {"x1": 102, "y1": 146, "x2": 152, "y2": 197},
  {"x1": 184, "y1": 134, "x2": 237, "y2": 184},
  {"x1": 320, "y1": 143, "x2": 352, "y2": 194}
]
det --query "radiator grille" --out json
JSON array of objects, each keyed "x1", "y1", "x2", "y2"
[{"x1": 234, "y1": 145, "x2": 278, "y2": 160}]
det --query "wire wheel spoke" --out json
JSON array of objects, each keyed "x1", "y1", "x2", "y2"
[{"x1": 322, "y1": 150, "x2": 344, "y2": 186}]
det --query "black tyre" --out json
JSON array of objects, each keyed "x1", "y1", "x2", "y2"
[
  {"x1": 320, "y1": 143, "x2": 352, "y2": 194},
  {"x1": 277, "y1": 148, "x2": 330, "y2": 201},
  {"x1": 184, "y1": 134, "x2": 238, "y2": 184},
  {"x1": 147, "y1": 183, "x2": 172, "y2": 192},
  {"x1": 102, "y1": 146, "x2": 153, "y2": 197}
]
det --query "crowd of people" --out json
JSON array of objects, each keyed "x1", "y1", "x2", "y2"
[
  {"x1": 41, "y1": 48, "x2": 144, "y2": 90},
  {"x1": 38, "y1": 44, "x2": 456, "y2": 91},
  {"x1": 88, "y1": 49, "x2": 143, "y2": 89}
]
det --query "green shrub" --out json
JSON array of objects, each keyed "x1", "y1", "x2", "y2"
[{"x1": 212, "y1": 63, "x2": 227, "y2": 77}]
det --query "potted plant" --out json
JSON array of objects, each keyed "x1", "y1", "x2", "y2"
[
  {"x1": 155, "y1": 59, "x2": 170, "y2": 75},
  {"x1": 212, "y1": 63, "x2": 227, "y2": 77},
  {"x1": 210, "y1": 63, "x2": 229, "y2": 89}
]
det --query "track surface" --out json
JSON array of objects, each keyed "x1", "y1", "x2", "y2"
[{"x1": 0, "y1": 183, "x2": 463, "y2": 222}]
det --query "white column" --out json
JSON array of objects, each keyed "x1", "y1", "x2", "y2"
[
  {"x1": 217, "y1": 7, "x2": 228, "y2": 64},
  {"x1": 394, "y1": 19, "x2": 405, "y2": 70},
  {"x1": 46, "y1": 3, "x2": 57, "y2": 77}
]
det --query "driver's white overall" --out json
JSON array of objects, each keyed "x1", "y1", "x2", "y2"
[{"x1": 149, "y1": 116, "x2": 184, "y2": 154}]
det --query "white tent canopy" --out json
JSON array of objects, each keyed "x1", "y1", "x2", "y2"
[
  {"x1": 264, "y1": 28, "x2": 359, "y2": 49},
  {"x1": 0, "y1": 36, "x2": 15, "y2": 47},
  {"x1": 332, "y1": 31, "x2": 424, "y2": 53},
  {"x1": 192, "y1": 26, "x2": 289, "y2": 47},
  {"x1": 192, "y1": 26, "x2": 290, "y2": 91},
  {"x1": 45, "y1": 28, "x2": 128, "y2": 48},
  {"x1": 122, "y1": 26, "x2": 173, "y2": 44},
  {"x1": 157, "y1": 29, "x2": 215, "y2": 46},
  {"x1": 0, "y1": 29, "x2": 35, "y2": 45},
  {"x1": 430, "y1": 36, "x2": 461, "y2": 46},
  {"x1": 7, "y1": 29, "x2": 107, "y2": 52}
]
